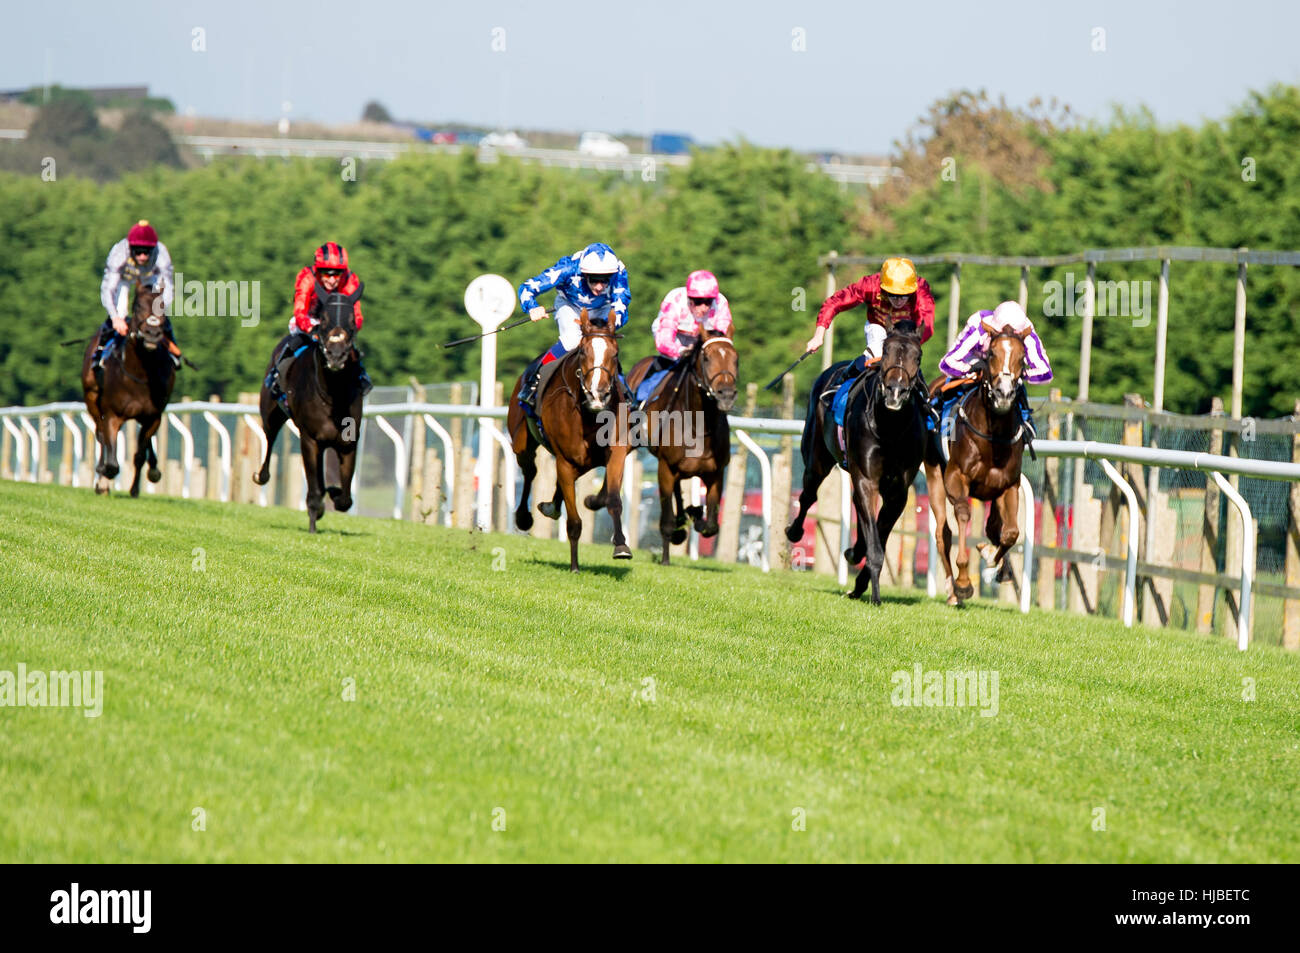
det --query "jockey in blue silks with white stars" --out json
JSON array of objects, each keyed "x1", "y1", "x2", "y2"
[{"x1": 517, "y1": 242, "x2": 631, "y2": 408}]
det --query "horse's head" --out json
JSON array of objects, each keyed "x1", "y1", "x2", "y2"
[
  {"x1": 130, "y1": 280, "x2": 166, "y2": 351},
  {"x1": 575, "y1": 308, "x2": 620, "y2": 412},
  {"x1": 982, "y1": 323, "x2": 1027, "y2": 415},
  {"x1": 313, "y1": 280, "x2": 361, "y2": 372},
  {"x1": 694, "y1": 328, "x2": 739, "y2": 412},
  {"x1": 879, "y1": 320, "x2": 923, "y2": 411}
]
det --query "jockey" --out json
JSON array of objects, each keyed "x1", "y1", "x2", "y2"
[
  {"x1": 649, "y1": 270, "x2": 734, "y2": 374},
  {"x1": 804, "y1": 256, "x2": 935, "y2": 372},
  {"x1": 939, "y1": 300, "x2": 1053, "y2": 438},
  {"x1": 517, "y1": 241, "x2": 631, "y2": 408},
  {"x1": 267, "y1": 242, "x2": 373, "y2": 401},
  {"x1": 94, "y1": 220, "x2": 179, "y2": 370}
]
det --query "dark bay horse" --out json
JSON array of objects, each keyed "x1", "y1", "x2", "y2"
[
  {"x1": 923, "y1": 324, "x2": 1030, "y2": 604},
  {"x1": 507, "y1": 309, "x2": 631, "y2": 572},
  {"x1": 80, "y1": 282, "x2": 176, "y2": 496},
  {"x1": 625, "y1": 329, "x2": 738, "y2": 565},
  {"x1": 254, "y1": 283, "x2": 365, "y2": 533},
  {"x1": 786, "y1": 322, "x2": 926, "y2": 603}
]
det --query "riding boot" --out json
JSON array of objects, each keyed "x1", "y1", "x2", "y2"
[
  {"x1": 357, "y1": 354, "x2": 374, "y2": 397},
  {"x1": 271, "y1": 332, "x2": 308, "y2": 404},
  {"x1": 1017, "y1": 383, "x2": 1037, "y2": 441},
  {"x1": 163, "y1": 317, "x2": 182, "y2": 368},
  {"x1": 519, "y1": 355, "x2": 544, "y2": 409}
]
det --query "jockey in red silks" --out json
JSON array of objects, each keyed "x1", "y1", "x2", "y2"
[
  {"x1": 267, "y1": 242, "x2": 372, "y2": 399},
  {"x1": 650, "y1": 270, "x2": 734, "y2": 370},
  {"x1": 804, "y1": 256, "x2": 935, "y2": 371}
]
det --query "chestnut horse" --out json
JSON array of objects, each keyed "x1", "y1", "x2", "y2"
[
  {"x1": 923, "y1": 325, "x2": 1031, "y2": 604},
  {"x1": 80, "y1": 281, "x2": 176, "y2": 496},
  {"x1": 624, "y1": 329, "x2": 738, "y2": 565},
  {"x1": 254, "y1": 283, "x2": 365, "y2": 533},
  {"x1": 786, "y1": 322, "x2": 926, "y2": 602},
  {"x1": 507, "y1": 310, "x2": 632, "y2": 572}
]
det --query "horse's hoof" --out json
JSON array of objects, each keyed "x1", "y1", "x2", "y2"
[
  {"x1": 955, "y1": 582, "x2": 975, "y2": 600},
  {"x1": 516, "y1": 511, "x2": 534, "y2": 532},
  {"x1": 700, "y1": 522, "x2": 719, "y2": 538},
  {"x1": 670, "y1": 528, "x2": 687, "y2": 545},
  {"x1": 785, "y1": 523, "x2": 802, "y2": 543},
  {"x1": 539, "y1": 501, "x2": 560, "y2": 519},
  {"x1": 333, "y1": 495, "x2": 352, "y2": 513},
  {"x1": 947, "y1": 595, "x2": 960, "y2": 606},
  {"x1": 130, "y1": 485, "x2": 140, "y2": 498},
  {"x1": 252, "y1": 470, "x2": 269, "y2": 486},
  {"x1": 844, "y1": 547, "x2": 864, "y2": 565},
  {"x1": 685, "y1": 505, "x2": 704, "y2": 521},
  {"x1": 846, "y1": 589, "x2": 861, "y2": 600},
  {"x1": 612, "y1": 543, "x2": 632, "y2": 560},
  {"x1": 94, "y1": 477, "x2": 110, "y2": 495},
  {"x1": 583, "y1": 494, "x2": 604, "y2": 511},
  {"x1": 147, "y1": 467, "x2": 162, "y2": 483}
]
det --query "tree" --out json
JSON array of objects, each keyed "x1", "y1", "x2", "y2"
[{"x1": 362, "y1": 101, "x2": 393, "y2": 123}]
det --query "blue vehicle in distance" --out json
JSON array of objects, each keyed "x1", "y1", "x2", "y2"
[{"x1": 650, "y1": 132, "x2": 694, "y2": 155}]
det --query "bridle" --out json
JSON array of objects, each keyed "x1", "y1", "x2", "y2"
[
  {"x1": 956, "y1": 330, "x2": 1028, "y2": 446},
  {"x1": 573, "y1": 326, "x2": 620, "y2": 408},
  {"x1": 690, "y1": 336, "x2": 737, "y2": 403}
]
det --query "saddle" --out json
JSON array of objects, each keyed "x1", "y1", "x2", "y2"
[
  {"x1": 523, "y1": 355, "x2": 568, "y2": 450},
  {"x1": 822, "y1": 367, "x2": 875, "y2": 467}
]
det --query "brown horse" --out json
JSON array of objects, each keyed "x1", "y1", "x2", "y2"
[
  {"x1": 923, "y1": 325, "x2": 1031, "y2": 604},
  {"x1": 80, "y1": 281, "x2": 176, "y2": 496},
  {"x1": 507, "y1": 309, "x2": 631, "y2": 572},
  {"x1": 786, "y1": 322, "x2": 926, "y2": 602},
  {"x1": 625, "y1": 329, "x2": 738, "y2": 564},
  {"x1": 253, "y1": 284, "x2": 365, "y2": 533}
]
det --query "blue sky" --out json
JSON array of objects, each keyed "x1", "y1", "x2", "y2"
[{"x1": 6, "y1": 0, "x2": 1299, "y2": 154}]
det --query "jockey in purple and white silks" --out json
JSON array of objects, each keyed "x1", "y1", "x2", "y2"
[
  {"x1": 938, "y1": 300, "x2": 1052, "y2": 437},
  {"x1": 517, "y1": 242, "x2": 631, "y2": 407}
]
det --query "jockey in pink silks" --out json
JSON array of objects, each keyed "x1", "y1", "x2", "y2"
[{"x1": 650, "y1": 270, "x2": 734, "y2": 366}]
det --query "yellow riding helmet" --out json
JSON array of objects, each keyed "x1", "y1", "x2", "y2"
[{"x1": 880, "y1": 257, "x2": 918, "y2": 295}]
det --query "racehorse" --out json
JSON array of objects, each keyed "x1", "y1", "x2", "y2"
[
  {"x1": 506, "y1": 309, "x2": 632, "y2": 572},
  {"x1": 254, "y1": 282, "x2": 365, "y2": 533},
  {"x1": 785, "y1": 322, "x2": 926, "y2": 603},
  {"x1": 923, "y1": 324, "x2": 1031, "y2": 604},
  {"x1": 625, "y1": 328, "x2": 738, "y2": 565},
  {"x1": 80, "y1": 281, "x2": 176, "y2": 496}
]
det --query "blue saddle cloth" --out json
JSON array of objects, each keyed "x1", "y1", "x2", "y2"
[
  {"x1": 831, "y1": 377, "x2": 856, "y2": 428},
  {"x1": 635, "y1": 369, "x2": 670, "y2": 405}
]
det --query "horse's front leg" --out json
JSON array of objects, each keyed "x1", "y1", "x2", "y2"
[
  {"x1": 130, "y1": 415, "x2": 161, "y2": 498},
  {"x1": 556, "y1": 458, "x2": 583, "y2": 572},
  {"x1": 696, "y1": 471, "x2": 722, "y2": 537},
  {"x1": 331, "y1": 442, "x2": 357, "y2": 513},
  {"x1": 655, "y1": 458, "x2": 680, "y2": 564},
  {"x1": 94, "y1": 414, "x2": 123, "y2": 494},
  {"x1": 946, "y1": 468, "x2": 975, "y2": 601},
  {"x1": 990, "y1": 483, "x2": 1021, "y2": 581},
  {"x1": 924, "y1": 459, "x2": 958, "y2": 602},
  {"x1": 300, "y1": 435, "x2": 325, "y2": 532},
  {"x1": 848, "y1": 473, "x2": 884, "y2": 603},
  {"x1": 603, "y1": 446, "x2": 632, "y2": 560}
]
